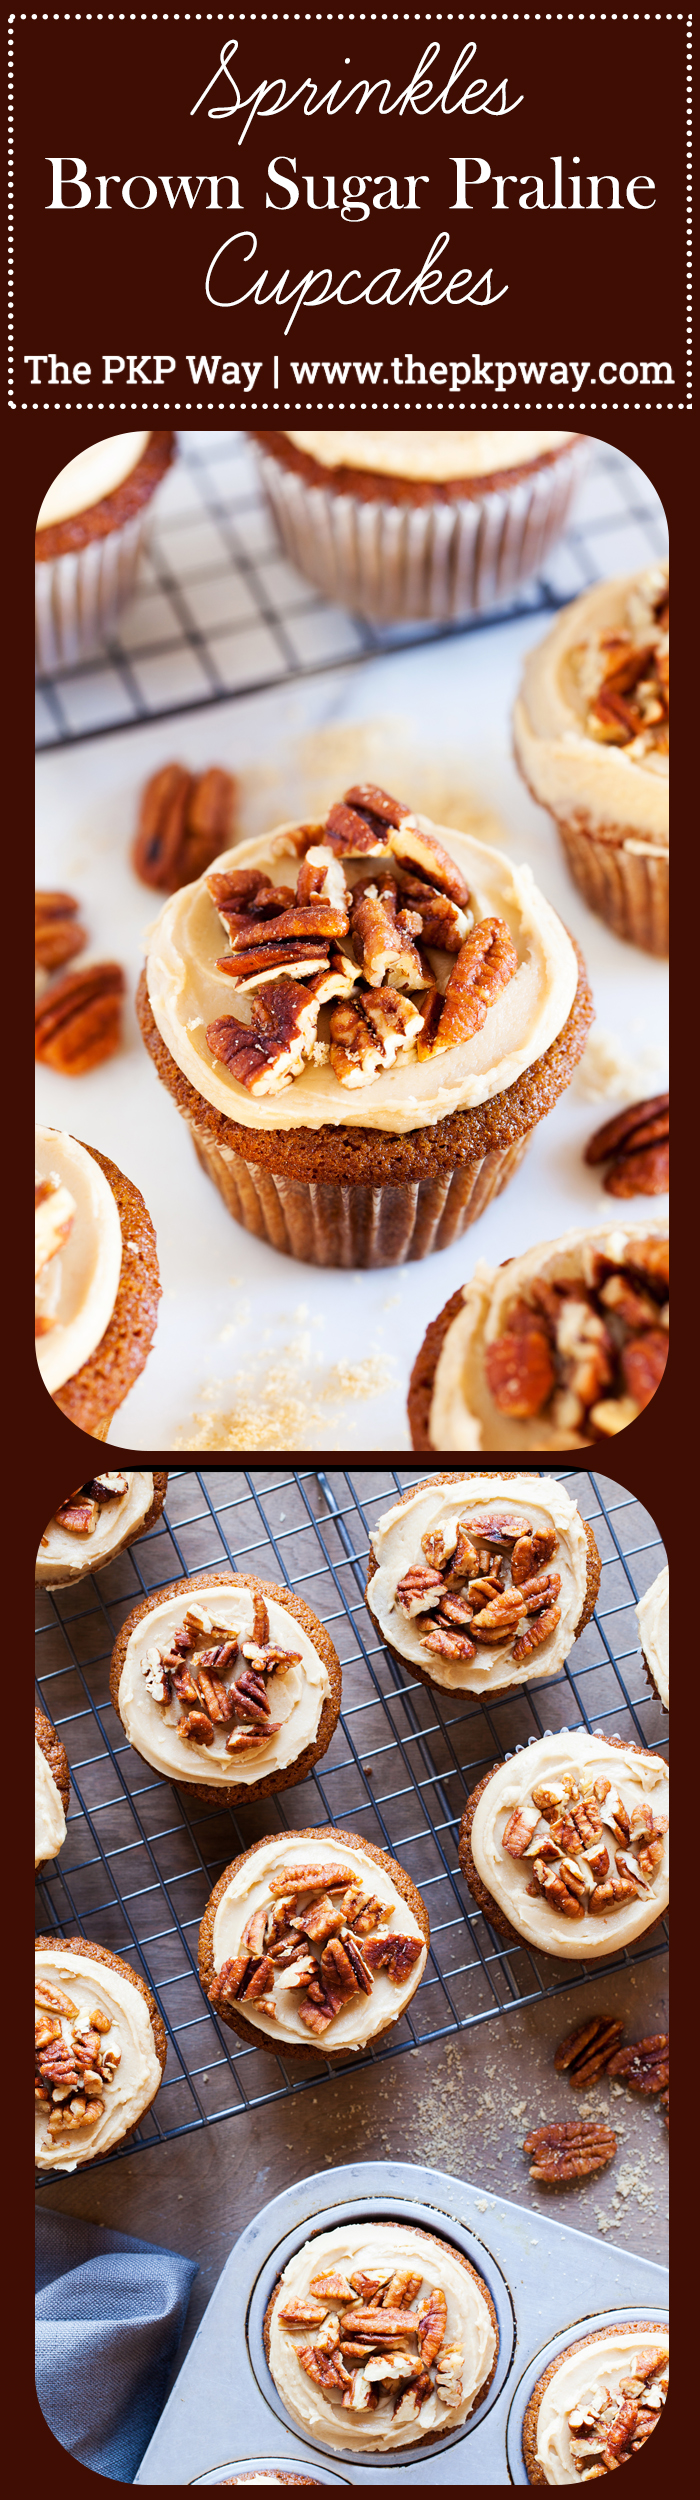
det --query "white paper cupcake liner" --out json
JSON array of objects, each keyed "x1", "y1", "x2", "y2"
[
  {"x1": 254, "y1": 441, "x2": 587, "y2": 625},
  {"x1": 35, "y1": 508, "x2": 149, "y2": 674}
]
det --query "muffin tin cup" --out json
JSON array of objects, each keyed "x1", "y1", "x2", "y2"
[
  {"x1": 253, "y1": 443, "x2": 587, "y2": 626},
  {"x1": 35, "y1": 509, "x2": 150, "y2": 674},
  {"x1": 188, "y1": 1123, "x2": 530, "y2": 1269},
  {"x1": 135, "y1": 2161, "x2": 667, "y2": 2486},
  {"x1": 555, "y1": 817, "x2": 668, "y2": 957},
  {"x1": 191, "y1": 2463, "x2": 350, "y2": 2486},
  {"x1": 505, "y1": 2305, "x2": 669, "y2": 2484}
]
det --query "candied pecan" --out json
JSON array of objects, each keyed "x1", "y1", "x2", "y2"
[
  {"x1": 350, "y1": 879, "x2": 424, "y2": 990},
  {"x1": 340, "y1": 1931, "x2": 374, "y2": 1994},
  {"x1": 515, "y1": 1569, "x2": 562, "y2": 1615},
  {"x1": 242, "y1": 1954, "x2": 275, "y2": 2001},
  {"x1": 463, "y1": 1512, "x2": 532, "y2": 1544},
  {"x1": 297, "y1": 1892, "x2": 348, "y2": 1946},
  {"x1": 329, "y1": 985, "x2": 422, "y2": 1087},
  {"x1": 142, "y1": 1646, "x2": 172, "y2": 1705},
  {"x1": 607, "y1": 2034, "x2": 669, "y2": 2094},
  {"x1": 620, "y1": 1329, "x2": 668, "y2": 1409},
  {"x1": 178, "y1": 1709, "x2": 215, "y2": 1746},
  {"x1": 344, "y1": 2305, "x2": 421, "y2": 2341},
  {"x1": 279, "y1": 2295, "x2": 329, "y2": 2327},
  {"x1": 319, "y1": 1938, "x2": 362, "y2": 2001},
  {"x1": 350, "y1": 1895, "x2": 387, "y2": 1936},
  {"x1": 584, "y1": 1094, "x2": 669, "y2": 1168},
  {"x1": 35, "y1": 962, "x2": 124, "y2": 1075},
  {"x1": 349, "y1": 2269, "x2": 392, "y2": 2300},
  {"x1": 394, "y1": 871, "x2": 471, "y2": 950},
  {"x1": 359, "y1": 1932, "x2": 423, "y2": 1983},
  {"x1": 171, "y1": 1661, "x2": 200, "y2": 1707},
  {"x1": 310, "y1": 2271, "x2": 354, "y2": 2301},
  {"x1": 296, "y1": 2344, "x2": 351, "y2": 2393},
  {"x1": 384, "y1": 810, "x2": 471, "y2": 908},
  {"x1": 222, "y1": 897, "x2": 349, "y2": 957},
  {"x1": 231, "y1": 1667, "x2": 271, "y2": 1725},
  {"x1": 395, "y1": 1562, "x2": 445, "y2": 1618},
  {"x1": 417, "y1": 2285, "x2": 447, "y2": 2365},
  {"x1": 35, "y1": 1980, "x2": 78, "y2": 2017},
  {"x1": 445, "y1": 1523, "x2": 480, "y2": 1580},
  {"x1": 532, "y1": 1858, "x2": 586, "y2": 1919},
  {"x1": 511, "y1": 1603, "x2": 561, "y2": 1662},
  {"x1": 469, "y1": 1588, "x2": 527, "y2": 1639},
  {"x1": 392, "y1": 2373, "x2": 433, "y2": 2425},
  {"x1": 605, "y1": 1140, "x2": 669, "y2": 1197},
  {"x1": 467, "y1": 1576, "x2": 503, "y2": 1610},
  {"x1": 383, "y1": 2269, "x2": 423, "y2": 2310},
  {"x1": 422, "y1": 1622, "x2": 477, "y2": 1661},
  {"x1": 297, "y1": 1981, "x2": 344, "y2": 2035},
  {"x1": 502, "y1": 1807, "x2": 542, "y2": 1859},
  {"x1": 438, "y1": 1594, "x2": 475, "y2": 1628},
  {"x1": 55, "y1": 1491, "x2": 99, "y2": 1536},
  {"x1": 554, "y1": 2015, "x2": 625, "y2": 2085},
  {"x1": 523, "y1": 2119, "x2": 617, "y2": 2181},
  {"x1": 35, "y1": 890, "x2": 86, "y2": 972},
  {"x1": 435, "y1": 2341, "x2": 464, "y2": 2406},
  {"x1": 268, "y1": 1863, "x2": 351, "y2": 1895},
  {"x1": 196, "y1": 1666, "x2": 236, "y2": 1723},
  {"x1": 589, "y1": 1873, "x2": 641, "y2": 1913},
  {"x1": 296, "y1": 843, "x2": 349, "y2": 909},
  {"x1": 416, "y1": 917, "x2": 518, "y2": 1058},
  {"x1": 133, "y1": 762, "x2": 238, "y2": 891},
  {"x1": 325, "y1": 794, "x2": 395, "y2": 856},
  {"x1": 484, "y1": 1304, "x2": 557, "y2": 1419},
  {"x1": 511, "y1": 1529, "x2": 558, "y2": 1585},
  {"x1": 207, "y1": 974, "x2": 326, "y2": 1095}
]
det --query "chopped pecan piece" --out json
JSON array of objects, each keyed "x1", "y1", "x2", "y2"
[
  {"x1": 350, "y1": 1895, "x2": 386, "y2": 1937},
  {"x1": 231, "y1": 1666, "x2": 271, "y2": 1725},
  {"x1": 35, "y1": 889, "x2": 86, "y2": 972},
  {"x1": 383, "y1": 2269, "x2": 423, "y2": 2310},
  {"x1": 35, "y1": 1981, "x2": 78, "y2": 2017},
  {"x1": 294, "y1": 1892, "x2": 347, "y2": 1945},
  {"x1": 344, "y1": 2306, "x2": 421, "y2": 2341},
  {"x1": 607, "y1": 2034, "x2": 669, "y2": 2094},
  {"x1": 177, "y1": 1710, "x2": 215, "y2": 1746},
  {"x1": 142, "y1": 1645, "x2": 172, "y2": 1705},
  {"x1": 392, "y1": 2371, "x2": 433, "y2": 2424},
  {"x1": 394, "y1": 871, "x2": 471, "y2": 950},
  {"x1": 511, "y1": 1529, "x2": 558, "y2": 1585},
  {"x1": 278, "y1": 2294, "x2": 329, "y2": 2327},
  {"x1": 296, "y1": 2344, "x2": 351, "y2": 2393},
  {"x1": 268, "y1": 1863, "x2": 351, "y2": 1895},
  {"x1": 416, "y1": 916, "x2": 518, "y2": 1057},
  {"x1": 532, "y1": 1858, "x2": 586, "y2": 1919},
  {"x1": 511, "y1": 1604, "x2": 562, "y2": 1662},
  {"x1": 243, "y1": 1955, "x2": 275, "y2": 2001},
  {"x1": 225, "y1": 1722, "x2": 281, "y2": 1754},
  {"x1": 620, "y1": 1328, "x2": 668, "y2": 1410},
  {"x1": 133, "y1": 763, "x2": 238, "y2": 891},
  {"x1": 35, "y1": 1177, "x2": 76, "y2": 1284},
  {"x1": 55, "y1": 1492, "x2": 99, "y2": 1537},
  {"x1": 422, "y1": 1622, "x2": 477, "y2": 1661},
  {"x1": 485, "y1": 1303, "x2": 557, "y2": 1419},
  {"x1": 465, "y1": 1512, "x2": 532, "y2": 1544},
  {"x1": 310, "y1": 2271, "x2": 353, "y2": 2301},
  {"x1": 438, "y1": 1594, "x2": 475, "y2": 1628},
  {"x1": 395, "y1": 1562, "x2": 445, "y2": 1618},
  {"x1": 350, "y1": 878, "x2": 425, "y2": 990},
  {"x1": 340, "y1": 1931, "x2": 374, "y2": 1994},
  {"x1": 470, "y1": 1588, "x2": 527, "y2": 1641},
  {"x1": 35, "y1": 962, "x2": 124, "y2": 1074},
  {"x1": 416, "y1": 2286, "x2": 447, "y2": 2365},
  {"x1": 359, "y1": 1931, "x2": 423, "y2": 1983},
  {"x1": 195, "y1": 1666, "x2": 236, "y2": 1722},
  {"x1": 318, "y1": 1938, "x2": 362, "y2": 2001},
  {"x1": 421, "y1": 1528, "x2": 445, "y2": 1570},
  {"x1": 554, "y1": 2015, "x2": 625, "y2": 2085},
  {"x1": 296, "y1": 843, "x2": 349, "y2": 910},
  {"x1": 444, "y1": 1524, "x2": 480, "y2": 1580},
  {"x1": 523, "y1": 2119, "x2": 617, "y2": 2182},
  {"x1": 171, "y1": 1662, "x2": 200, "y2": 1707},
  {"x1": 325, "y1": 794, "x2": 396, "y2": 856},
  {"x1": 297, "y1": 1981, "x2": 344, "y2": 2035},
  {"x1": 207, "y1": 974, "x2": 327, "y2": 1094},
  {"x1": 435, "y1": 2341, "x2": 464, "y2": 2406},
  {"x1": 329, "y1": 985, "x2": 423, "y2": 1087},
  {"x1": 502, "y1": 1806, "x2": 542, "y2": 1859}
]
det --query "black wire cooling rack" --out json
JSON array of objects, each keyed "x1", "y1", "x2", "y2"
[{"x1": 35, "y1": 1467, "x2": 668, "y2": 2175}]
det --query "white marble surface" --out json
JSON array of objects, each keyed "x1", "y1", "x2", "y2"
[{"x1": 35, "y1": 568, "x2": 668, "y2": 1451}]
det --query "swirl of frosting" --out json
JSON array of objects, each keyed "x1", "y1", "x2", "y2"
[
  {"x1": 636, "y1": 1565, "x2": 669, "y2": 1710},
  {"x1": 268, "y1": 2219, "x2": 496, "y2": 2451},
  {"x1": 283, "y1": 430, "x2": 576, "y2": 482},
  {"x1": 36, "y1": 434, "x2": 151, "y2": 530}
]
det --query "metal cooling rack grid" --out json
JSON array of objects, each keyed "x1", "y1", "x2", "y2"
[
  {"x1": 34, "y1": 434, "x2": 667, "y2": 748},
  {"x1": 35, "y1": 1467, "x2": 668, "y2": 2176}
]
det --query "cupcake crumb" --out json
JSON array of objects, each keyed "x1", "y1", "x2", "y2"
[{"x1": 575, "y1": 1027, "x2": 667, "y2": 1104}]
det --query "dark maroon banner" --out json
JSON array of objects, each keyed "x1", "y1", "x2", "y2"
[{"x1": 11, "y1": 13, "x2": 690, "y2": 418}]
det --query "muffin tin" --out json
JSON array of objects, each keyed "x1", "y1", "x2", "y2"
[
  {"x1": 505, "y1": 2306, "x2": 669, "y2": 2485},
  {"x1": 135, "y1": 2161, "x2": 667, "y2": 2485}
]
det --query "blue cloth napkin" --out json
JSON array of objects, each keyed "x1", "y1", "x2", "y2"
[{"x1": 36, "y1": 2206, "x2": 197, "y2": 2480}]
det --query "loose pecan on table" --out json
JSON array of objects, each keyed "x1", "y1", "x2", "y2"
[
  {"x1": 585, "y1": 1092, "x2": 669, "y2": 1200},
  {"x1": 133, "y1": 762, "x2": 239, "y2": 891},
  {"x1": 554, "y1": 2015, "x2": 625, "y2": 2085},
  {"x1": 35, "y1": 962, "x2": 125, "y2": 1074},
  {"x1": 606, "y1": 2034, "x2": 669, "y2": 2095},
  {"x1": 35, "y1": 890, "x2": 86, "y2": 973},
  {"x1": 523, "y1": 2119, "x2": 617, "y2": 2182}
]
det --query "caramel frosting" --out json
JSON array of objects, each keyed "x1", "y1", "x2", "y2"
[
  {"x1": 145, "y1": 818, "x2": 578, "y2": 1136},
  {"x1": 470, "y1": 1729, "x2": 668, "y2": 1959},
  {"x1": 35, "y1": 1740, "x2": 67, "y2": 1868},
  {"x1": 268, "y1": 2218, "x2": 496, "y2": 2451},
  {"x1": 36, "y1": 434, "x2": 151, "y2": 531},
  {"x1": 513, "y1": 568, "x2": 669, "y2": 844},
  {"x1": 34, "y1": 1946, "x2": 161, "y2": 2172},
  {"x1": 428, "y1": 1222, "x2": 669, "y2": 1452},
  {"x1": 368, "y1": 1476, "x2": 588, "y2": 1697},
  {"x1": 118, "y1": 1585, "x2": 330, "y2": 1788},
  {"x1": 636, "y1": 1566, "x2": 669, "y2": 1711},
  {"x1": 35, "y1": 1129, "x2": 122, "y2": 1395},
  {"x1": 36, "y1": 1473, "x2": 155, "y2": 1587},
  {"x1": 211, "y1": 1831, "x2": 426, "y2": 2048},
  {"x1": 284, "y1": 431, "x2": 575, "y2": 482},
  {"x1": 534, "y1": 2327, "x2": 668, "y2": 2483}
]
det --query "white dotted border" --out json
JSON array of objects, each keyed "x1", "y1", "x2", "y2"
[{"x1": 8, "y1": 12, "x2": 693, "y2": 412}]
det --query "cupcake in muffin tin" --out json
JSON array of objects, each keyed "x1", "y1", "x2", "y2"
[
  {"x1": 365, "y1": 1473, "x2": 600, "y2": 1705},
  {"x1": 35, "y1": 431, "x2": 176, "y2": 673},
  {"x1": 138, "y1": 781, "x2": 592, "y2": 1270},
  {"x1": 199, "y1": 1828, "x2": 428, "y2": 2058},
  {"x1": 250, "y1": 430, "x2": 587, "y2": 626},
  {"x1": 110, "y1": 1573, "x2": 341, "y2": 1808},
  {"x1": 521, "y1": 2320, "x2": 668, "y2": 2483},
  {"x1": 262, "y1": 2216, "x2": 498, "y2": 2452},
  {"x1": 35, "y1": 1127, "x2": 161, "y2": 1438},
  {"x1": 458, "y1": 1727, "x2": 668, "y2": 1960}
]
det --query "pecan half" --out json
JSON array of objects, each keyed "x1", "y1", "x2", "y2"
[
  {"x1": 511, "y1": 1529, "x2": 558, "y2": 1584},
  {"x1": 416, "y1": 917, "x2": 518, "y2": 1058},
  {"x1": 585, "y1": 1093, "x2": 669, "y2": 1199},
  {"x1": 35, "y1": 962, "x2": 124, "y2": 1074},
  {"x1": 422, "y1": 1622, "x2": 477, "y2": 1661},
  {"x1": 394, "y1": 872, "x2": 471, "y2": 951},
  {"x1": 554, "y1": 2015, "x2": 625, "y2": 2085},
  {"x1": 133, "y1": 763, "x2": 238, "y2": 891},
  {"x1": 463, "y1": 1513, "x2": 532, "y2": 1544},
  {"x1": 329, "y1": 986, "x2": 422, "y2": 1087},
  {"x1": 485, "y1": 1303, "x2": 558, "y2": 1419},
  {"x1": 207, "y1": 974, "x2": 326, "y2": 1095},
  {"x1": 35, "y1": 890, "x2": 86, "y2": 973},
  {"x1": 350, "y1": 879, "x2": 424, "y2": 990},
  {"x1": 178, "y1": 1709, "x2": 216, "y2": 1746},
  {"x1": 511, "y1": 1604, "x2": 562, "y2": 1662},
  {"x1": 395, "y1": 1563, "x2": 445, "y2": 1618},
  {"x1": 523, "y1": 2119, "x2": 617, "y2": 2181},
  {"x1": 606, "y1": 2034, "x2": 669, "y2": 2094},
  {"x1": 296, "y1": 843, "x2": 349, "y2": 910},
  {"x1": 620, "y1": 1328, "x2": 668, "y2": 1410},
  {"x1": 469, "y1": 1588, "x2": 527, "y2": 1640},
  {"x1": 416, "y1": 2286, "x2": 447, "y2": 2365},
  {"x1": 359, "y1": 1932, "x2": 423, "y2": 1983}
]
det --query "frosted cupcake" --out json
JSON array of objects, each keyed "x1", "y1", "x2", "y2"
[
  {"x1": 522, "y1": 2321, "x2": 668, "y2": 2482},
  {"x1": 458, "y1": 1728, "x2": 668, "y2": 1959},
  {"x1": 36, "y1": 1471, "x2": 168, "y2": 1589},
  {"x1": 111, "y1": 1573, "x2": 341, "y2": 1808},
  {"x1": 408, "y1": 1221, "x2": 668, "y2": 1450},
  {"x1": 199, "y1": 1827, "x2": 428, "y2": 2056},
  {"x1": 250, "y1": 431, "x2": 586, "y2": 624},
  {"x1": 35, "y1": 1935, "x2": 166, "y2": 2171},
  {"x1": 35, "y1": 431, "x2": 175, "y2": 672},
  {"x1": 35, "y1": 1709, "x2": 70, "y2": 1867},
  {"x1": 365, "y1": 1474, "x2": 600, "y2": 1705},
  {"x1": 263, "y1": 2216, "x2": 498, "y2": 2451},
  {"x1": 35, "y1": 1127, "x2": 161, "y2": 1437},
  {"x1": 636, "y1": 1565, "x2": 668, "y2": 1711},
  {"x1": 138, "y1": 781, "x2": 592, "y2": 1269},
  {"x1": 513, "y1": 565, "x2": 668, "y2": 954}
]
